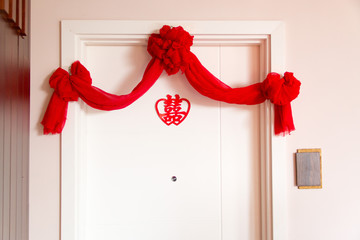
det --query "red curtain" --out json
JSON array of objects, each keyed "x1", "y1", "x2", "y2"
[{"x1": 41, "y1": 25, "x2": 301, "y2": 135}]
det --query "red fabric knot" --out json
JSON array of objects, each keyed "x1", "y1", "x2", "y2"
[
  {"x1": 261, "y1": 72, "x2": 301, "y2": 105},
  {"x1": 147, "y1": 25, "x2": 194, "y2": 75},
  {"x1": 49, "y1": 68, "x2": 78, "y2": 102},
  {"x1": 49, "y1": 61, "x2": 93, "y2": 102}
]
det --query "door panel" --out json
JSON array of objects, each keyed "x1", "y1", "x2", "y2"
[
  {"x1": 219, "y1": 46, "x2": 261, "y2": 240},
  {"x1": 77, "y1": 43, "x2": 260, "y2": 240},
  {"x1": 61, "y1": 21, "x2": 288, "y2": 240}
]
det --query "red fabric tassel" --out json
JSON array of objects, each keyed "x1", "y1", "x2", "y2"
[
  {"x1": 41, "y1": 25, "x2": 301, "y2": 136},
  {"x1": 262, "y1": 72, "x2": 301, "y2": 135},
  {"x1": 41, "y1": 67, "x2": 79, "y2": 134},
  {"x1": 41, "y1": 93, "x2": 69, "y2": 134},
  {"x1": 274, "y1": 104, "x2": 295, "y2": 136}
]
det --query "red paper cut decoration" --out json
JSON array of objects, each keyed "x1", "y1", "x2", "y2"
[
  {"x1": 155, "y1": 94, "x2": 190, "y2": 126},
  {"x1": 41, "y1": 25, "x2": 301, "y2": 136}
]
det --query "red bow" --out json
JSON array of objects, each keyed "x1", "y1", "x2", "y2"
[
  {"x1": 147, "y1": 25, "x2": 194, "y2": 75},
  {"x1": 41, "y1": 62, "x2": 91, "y2": 134},
  {"x1": 262, "y1": 72, "x2": 300, "y2": 106},
  {"x1": 42, "y1": 25, "x2": 301, "y2": 136}
]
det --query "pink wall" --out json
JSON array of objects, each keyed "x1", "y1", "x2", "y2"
[{"x1": 30, "y1": 0, "x2": 360, "y2": 239}]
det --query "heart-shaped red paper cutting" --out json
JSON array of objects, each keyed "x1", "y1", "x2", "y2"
[{"x1": 155, "y1": 94, "x2": 190, "y2": 126}]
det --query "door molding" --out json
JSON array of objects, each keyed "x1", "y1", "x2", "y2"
[{"x1": 60, "y1": 20, "x2": 287, "y2": 240}]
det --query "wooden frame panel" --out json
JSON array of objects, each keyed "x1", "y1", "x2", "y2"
[
  {"x1": 0, "y1": 0, "x2": 27, "y2": 35},
  {"x1": 0, "y1": 0, "x2": 9, "y2": 15},
  {"x1": 0, "y1": 11, "x2": 30, "y2": 240}
]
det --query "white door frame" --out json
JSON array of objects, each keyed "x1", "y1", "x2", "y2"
[{"x1": 60, "y1": 20, "x2": 287, "y2": 240}]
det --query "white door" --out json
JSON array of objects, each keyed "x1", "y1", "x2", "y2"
[{"x1": 61, "y1": 21, "x2": 286, "y2": 240}]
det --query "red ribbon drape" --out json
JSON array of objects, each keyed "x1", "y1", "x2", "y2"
[{"x1": 41, "y1": 25, "x2": 301, "y2": 135}]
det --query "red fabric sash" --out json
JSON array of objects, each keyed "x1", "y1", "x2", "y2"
[{"x1": 41, "y1": 25, "x2": 301, "y2": 135}]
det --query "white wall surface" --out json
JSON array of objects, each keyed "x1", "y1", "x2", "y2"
[{"x1": 30, "y1": 0, "x2": 360, "y2": 240}]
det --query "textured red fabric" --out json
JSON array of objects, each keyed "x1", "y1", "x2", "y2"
[
  {"x1": 41, "y1": 25, "x2": 301, "y2": 135},
  {"x1": 184, "y1": 53, "x2": 300, "y2": 135},
  {"x1": 148, "y1": 25, "x2": 193, "y2": 75},
  {"x1": 41, "y1": 59, "x2": 163, "y2": 134}
]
